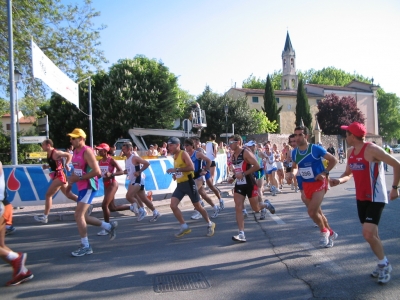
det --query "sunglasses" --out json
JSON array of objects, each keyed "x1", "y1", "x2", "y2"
[{"x1": 229, "y1": 141, "x2": 238, "y2": 144}]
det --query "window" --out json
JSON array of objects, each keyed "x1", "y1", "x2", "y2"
[
  {"x1": 276, "y1": 97, "x2": 280, "y2": 103},
  {"x1": 6, "y1": 124, "x2": 10, "y2": 130},
  {"x1": 291, "y1": 58, "x2": 294, "y2": 68},
  {"x1": 252, "y1": 96, "x2": 259, "y2": 103}
]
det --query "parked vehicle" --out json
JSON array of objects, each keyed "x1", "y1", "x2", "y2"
[{"x1": 392, "y1": 146, "x2": 400, "y2": 153}]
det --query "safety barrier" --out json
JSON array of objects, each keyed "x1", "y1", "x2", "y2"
[{"x1": 3, "y1": 154, "x2": 227, "y2": 207}]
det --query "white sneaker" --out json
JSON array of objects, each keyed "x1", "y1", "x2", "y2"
[
  {"x1": 137, "y1": 209, "x2": 146, "y2": 222},
  {"x1": 130, "y1": 203, "x2": 139, "y2": 215},
  {"x1": 34, "y1": 215, "x2": 48, "y2": 224},
  {"x1": 211, "y1": 206, "x2": 220, "y2": 219},
  {"x1": 319, "y1": 231, "x2": 330, "y2": 247},
  {"x1": 291, "y1": 183, "x2": 294, "y2": 190},
  {"x1": 325, "y1": 231, "x2": 338, "y2": 248},
  {"x1": 243, "y1": 210, "x2": 248, "y2": 218},
  {"x1": 191, "y1": 211, "x2": 202, "y2": 220},
  {"x1": 232, "y1": 232, "x2": 246, "y2": 242},
  {"x1": 150, "y1": 211, "x2": 161, "y2": 222},
  {"x1": 295, "y1": 187, "x2": 299, "y2": 193},
  {"x1": 97, "y1": 229, "x2": 108, "y2": 236}
]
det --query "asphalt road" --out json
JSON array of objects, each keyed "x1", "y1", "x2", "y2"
[{"x1": 2, "y1": 157, "x2": 400, "y2": 300}]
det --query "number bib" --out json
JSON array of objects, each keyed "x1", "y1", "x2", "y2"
[
  {"x1": 299, "y1": 167, "x2": 314, "y2": 179},
  {"x1": 100, "y1": 166, "x2": 108, "y2": 176},
  {"x1": 289, "y1": 162, "x2": 293, "y2": 167},
  {"x1": 234, "y1": 167, "x2": 247, "y2": 185},
  {"x1": 74, "y1": 169, "x2": 83, "y2": 177}
]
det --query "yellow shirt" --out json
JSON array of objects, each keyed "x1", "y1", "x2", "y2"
[{"x1": 174, "y1": 150, "x2": 194, "y2": 183}]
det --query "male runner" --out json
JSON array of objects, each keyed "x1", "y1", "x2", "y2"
[
  {"x1": 34, "y1": 139, "x2": 78, "y2": 223},
  {"x1": 67, "y1": 128, "x2": 118, "y2": 257},
  {"x1": 291, "y1": 126, "x2": 338, "y2": 247},
  {"x1": 228, "y1": 135, "x2": 275, "y2": 242},
  {"x1": 330, "y1": 122, "x2": 399, "y2": 283},
  {"x1": 167, "y1": 137, "x2": 215, "y2": 238}
]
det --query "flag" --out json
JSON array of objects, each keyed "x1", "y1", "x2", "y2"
[{"x1": 31, "y1": 40, "x2": 79, "y2": 107}]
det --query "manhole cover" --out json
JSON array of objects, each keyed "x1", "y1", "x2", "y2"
[{"x1": 154, "y1": 272, "x2": 210, "y2": 293}]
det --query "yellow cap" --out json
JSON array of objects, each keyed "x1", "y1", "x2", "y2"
[{"x1": 67, "y1": 128, "x2": 87, "y2": 138}]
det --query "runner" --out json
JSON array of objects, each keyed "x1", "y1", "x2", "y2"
[
  {"x1": 273, "y1": 143, "x2": 285, "y2": 190},
  {"x1": 192, "y1": 137, "x2": 225, "y2": 211},
  {"x1": 95, "y1": 143, "x2": 125, "y2": 235},
  {"x1": 122, "y1": 142, "x2": 161, "y2": 222},
  {"x1": 330, "y1": 122, "x2": 400, "y2": 283},
  {"x1": 205, "y1": 134, "x2": 218, "y2": 184},
  {"x1": 185, "y1": 138, "x2": 220, "y2": 219},
  {"x1": 166, "y1": 137, "x2": 215, "y2": 238},
  {"x1": 291, "y1": 126, "x2": 338, "y2": 247},
  {"x1": 34, "y1": 139, "x2": 78, "y2": 224},
  {"x1": 288, "y1": 134, "x2": 299, "y2": 193},
  {"x1": 228, "y1": 135, "x2": 275, "y2": 242},
  {"x1": 0, "y1": 161, "x2": 34, "y2": 286},
  {"x1": 67, "y1": 128, "x2": 118, "y2": 257},
  {"x1": 264, "y1": 144, "x2": 279, "y2": 196}
]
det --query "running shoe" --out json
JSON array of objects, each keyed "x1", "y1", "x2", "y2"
[
  {"x1": 71, "y1": 245, "x2": 93, "y2": 257},
  {"x1": 6, "y1": 270, "x2": 34, "y2": 286},
  {"x1": 6, "y1": 226, "x2": 16, "y2": 236},
  {"x1": 232, "y1": 233, "x2": 246, "y2": 243},
  {"x1": 200, "y1": 200, "x2": 205, "y2": 207},
  {"x1": 97, "y1": 229, "x2": 108, "y2": 236},
  {"x1": 279, "y1": 184, "x2": 283, "y2": 189},
  {"x1": 319, "y1": 231, "x2": 330, "y2": 247},
  {"x1": 211, "y1": 206, "x2": 220, "y2": 219},
  {"x1": 243, "y1": 210, "x2": 248, "y2": 218},
  {"x1": 137, "y1": 209, "x2": 146, "y2": 222},
  {"x1": 294, "y1": 187, "x2": 299, "y2": 193},
  {"x1": 219, "y1": 199, "x2": 225, "y2": 210},
  {"x1": 149, "y1": 211, "x2": 161, "y2": 222},
  {"x1": 291, "y1": 183, "x2": 294, "y2": 190},
  {"x1": 130, "y1": 203, "x2": 139, "y2": 215},
  {"x1": 34, "y1": 215, "x2": 48, "y2": 224},
  {"x1": 377, "y1": 263, "x2": 392, "y2": 284},
  {"x1": 10, "y1": 253, "x2": 26, "y2": 277},
  {"x1": 271, "y1": 186, "x2": 277, "y2": 196},
  {"x1": 87, "y1": 204, "x2": 94, "y2": 216},
  {"x1": 108, "y1": 221, "x2": 118, "y2": 240},
  {"x1": 260, "y1": 208, "x2": 267, "y2": 220},
  {"x1": 191, "y1": 211, "x2": 202, "y2": 220},
  {"x1": 325, "y1": 231, "x2": 338, "y2": 248},
  {"x1": 207, "y1": 222, "x2": 216, "y2": 237},
  {"x1": 175, "y1": 227, "x2": 191, "y2": 238},
  {"x1": 264, "y1": 199, "x2": 275, "y2": 214}
]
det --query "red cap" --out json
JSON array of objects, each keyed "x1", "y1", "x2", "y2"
[
  {"x1": 95, "y1": 143, "x2": 110, "y2": 152},
  {"x1": 340, "y1": 122, "x2": 367, "y2": 137}
]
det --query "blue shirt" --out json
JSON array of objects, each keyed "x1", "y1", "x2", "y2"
[{"x1": 292, "y1": 144, "x2": 327, "y2": 182}]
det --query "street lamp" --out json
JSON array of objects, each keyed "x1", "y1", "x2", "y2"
[
  {"x1": 14, "y1": 69, "x2": 22, "y2": 133},
  {"x1": 224, "y1": 104, "x2": 228, "y2": 144}
]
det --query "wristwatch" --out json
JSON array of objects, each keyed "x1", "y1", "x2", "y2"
[
  {"x1": 79, "y1": 175, "x2": 83, "y2": 180},
  {"x1": 323, "y1": 171, "x2": 329, "y2": 176},
  {"x1": 392, "y1": 185, "x2": 399, "y2": 189}
]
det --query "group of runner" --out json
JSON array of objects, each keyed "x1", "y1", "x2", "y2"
[{"x1": 2, "y1": 121, "x2": 399, "y2": 286}]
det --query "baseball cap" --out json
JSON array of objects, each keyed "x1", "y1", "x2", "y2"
[
  {"x1": 149, "y1": 144, "x2": 154, "y2": 147},
  {"x1": 167, "y1": 137, "x2": 180, "y2": 145},
  {"x1": 67, "y1": 128, "x2": 86, "y2": 138},
  {"x1": 246, "y1": 140, "x2": 256, "y2": 147},
  {"x1": 95, "y1": 143, "x2": 110, "y2": 152},
  {"x1": 340, "y1": 122, "x2": 366, "y2": 137}
]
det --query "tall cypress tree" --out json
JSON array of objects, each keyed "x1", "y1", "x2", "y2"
[
  {"x1": 263, "y1": 75, "x2": 282, "y2": 132},
  {"x1": 295, "y1": 79, "x2": 313, "y2": 132}
]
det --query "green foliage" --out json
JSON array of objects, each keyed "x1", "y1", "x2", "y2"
[
  {"x1": 0, "y1": 0, "x2": 107, "y2": 100},
  {"x1": 377, "y1": 89, "x2": 400, "y2": 140},
  {"x1": 295, "y1": 79, "x2": 312, "y2": 131},
  {"x1": 242, "y1": 71, "x2": 282, "y2": 90},
  {"x1": 41, "y1": 56, "x2": 185, "y2": 147},
  {"x1": 263, "y1": 75, "x2": 282, "y2": 133},
  {"x1": 197, "y1": 86, "x2": 262, "y2": 139},
  {"x1": 316, "y1": 94, "x2": 365, "y2": 135},
  {"x1": 250, "y1": 110, "x2": 278, "y2": 133},
  {"x1": 0, "y1": 98, "x2": 9, "y2": 116},
  {"x1": 299, "y1": 67, "x2": 371, "y2": 86}
]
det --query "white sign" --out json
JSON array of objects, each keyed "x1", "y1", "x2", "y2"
[
  {"x1": 31, "y1": 40, "x2": 79, "y2": 107},
  {"x1": 19, "y1": 136, "x2": 47, "y2": 144}
]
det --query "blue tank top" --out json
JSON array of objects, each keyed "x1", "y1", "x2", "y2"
[
  {"x1": 292, "y1": 144, "x2": 327, "y2": 182},
  {"x1": 191, "y1": 151, "x2": 203, "y2": 179}
]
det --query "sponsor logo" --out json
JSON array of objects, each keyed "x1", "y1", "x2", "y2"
[
  {"x1": 365, "y1": 217, "x2": 373, "y2": 221},
  {"x1": 349, "y1": 163, "x2": 365, "y2": 170}
]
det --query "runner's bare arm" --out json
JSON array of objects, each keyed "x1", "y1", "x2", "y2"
[
  {"x1": 196, "y1": 152, "x2": 212, "y2": 171},
  {"x1": 330, "y1": 149, "x2": 353, "y2": 187}
]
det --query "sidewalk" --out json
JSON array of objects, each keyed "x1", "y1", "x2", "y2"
[{"x1": 10, "y1": 182, "x2": 234, "y2": 225}]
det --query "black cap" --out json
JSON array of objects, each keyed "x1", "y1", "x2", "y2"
[{"x1": 167, "y1": 137, "x2": 180, "y2": 145}]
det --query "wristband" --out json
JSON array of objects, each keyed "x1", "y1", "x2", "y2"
[{"x1": 392, "y1": 185, "x2": 399, "y2": 189}]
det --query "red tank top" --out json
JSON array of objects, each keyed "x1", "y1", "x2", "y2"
[
  {"x1": 99, "y1": 156, "x2": 115, "y2": 180},
  {"x1": 348, "y1": 143, "x2": 388, "y2": 203}
]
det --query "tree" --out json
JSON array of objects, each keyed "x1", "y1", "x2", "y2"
[
  {"x1": 316, "y1": 93, "x2": 365, "y2": 135},
  {"x1": 250, "y1": 109, "x2": 278, "y2": 133},
  {"x1": 242, "y1": 71, "x2": 282, "y2": 90},
  {"x1": 0, "y1": 98, "x2": 9, "y2": 116},
  {"x1": 0, "y1": 0, "x2": 107, "y2": 100},
  {"x1": 377, "y1": 89, "x2": 400, "y2": 140},
  {"x1": 263, "y1": 75, "x2": 282, "y2": 133},
  {"x1": 41, "y1": 56, "x2": 186, "y2": 147},
  {"x1": 295, "y1": 79, "x2": 312, "y2": 131},
  {"x1": 301, "y1": 67, "x2": 371, "y2": 86}
]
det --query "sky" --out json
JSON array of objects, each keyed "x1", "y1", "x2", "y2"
[{"x1": 68, "y1": 0, "x2": 400, "y2": 97}]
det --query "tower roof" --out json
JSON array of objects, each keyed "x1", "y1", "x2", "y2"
[{"x1": 283, "y1": 31, "x2": 294, "y2": 52}]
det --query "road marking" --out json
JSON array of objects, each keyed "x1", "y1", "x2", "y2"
[
  {"x1": 268, "y1": 212, "x2": 286, "y2": 224},
  {"x1": 299, "y1": 242, "x2": 344, "y2": 274}
]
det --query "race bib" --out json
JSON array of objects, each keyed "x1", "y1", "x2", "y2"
[
  {"x1": 299, "y1": 167, "x2": 314, "y2": 179},
  {"x1": 235, "y1": 167, "x2": 247, "y2": 185},
  {"x1": 74, "y1": 169, "x2": 83, "y2": 177},
  {"x1": 100, "y1": 166, "x2": 108, "y2": 176},
  {"x1": 289, "y1": 162, "x2": 292, "y2": 167}
]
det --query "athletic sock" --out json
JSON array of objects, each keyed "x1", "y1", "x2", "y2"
[
  {"x1": 379, "y1": 257, "x2": 388, "y2": 265},
  {"x1": 81, "y1": 237, "x2": 89, "y2": 248},
  {"x1": 329, "y1": 229, "x2": 334, "y2": 236},
  {"x1": 6, "y1": 251, "x2": 19, "y2": 261},
  {"x1": 181, "y1": 223, "x2": 188, "y2": 229},
  {"x1": 321, "y1": 228, "x2": 329, "y2": 233},
  {"x1": 101, "y1": 221, "x2": 111, "y2": 231}
]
